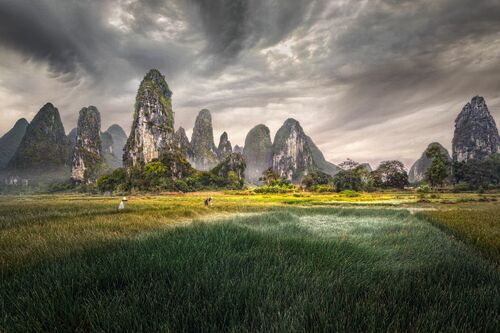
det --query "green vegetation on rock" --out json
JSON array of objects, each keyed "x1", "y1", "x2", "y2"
[{"x1": 7, "y1": 103, "x2": 69, "y2": 174}]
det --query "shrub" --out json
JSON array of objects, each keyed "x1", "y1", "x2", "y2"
[
  {"x1": 340, "y1": 189, "x2": 360, "y2": 197},
  {"x1": 254, "y1": 183, "x2": 295, "y2": 194},
  {"x1": 311, "y1": 184, "x2": 335, "y2": 193},
  {"x1": 416, "y1": 184, "x2": 431, "y2": 194}
]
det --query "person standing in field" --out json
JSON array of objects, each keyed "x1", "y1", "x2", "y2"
[{"x1": 204, "y1": 197, "x2": 212, "y2": 207}]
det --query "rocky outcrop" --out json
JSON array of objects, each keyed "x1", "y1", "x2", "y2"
[
  {"x1": 452, "y1": 96, "x2": 499, "y2": 162},
  {"x1": 272, "y1": 119, "x2": 338, "y2": 181},
  {"x1": 233, "y1": 145, "x2": 243, "y2": 154},
  {"x1": 0, "y1": 118, "x2": 28, "y2": 169},
  {"x1": 272, "y1": 119, "x2": 312, "y2": 181},
  {"x1": 8, "y1": 103, "x2": 69, "y2": 172},
  {"x1": 190, "y1": 109, "x2": 219, "y2": 171},
  {"x1": 71, "y1": 106, "x2": 106, "y2": 183},
  {"x1": 106, "y1": 124, "x2": 127, "y2": 166},
  {"x1": 409, "y1": 142, "x2": 451, "y2": 184},
  {"x1": 175, "y1": 127, "x2": 193, "y2": 161},
  {"x1": 217, "y1": 132, "x2": 232, "y2": 160},
  {"x1": 361, "y1": 163, "x2": 372, "y2": 172},
  {"x1": 305, "y1": 136, "x2": 340, "y2": 176},
  {"x1": 124, "y1": 69, "x2": 175, "y2": 168},
  {"x1": 243, "y1": 124, "x2": 273, "y2": 183}
]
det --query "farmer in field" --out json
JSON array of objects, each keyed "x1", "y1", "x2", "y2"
[
  {"x1": 204, "y1": 197, "x2": 212, "y2": 207},
  {"x1": 118, "y1": 196, "x2": 128, "y2": 210}
]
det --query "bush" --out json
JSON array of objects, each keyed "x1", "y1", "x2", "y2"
[
  {"x1": 453, "y1": 182, "x2": 471, "y2": 192},
  {"x1": 340, "y1": 189, "x2": 360, "y2": 197},
  {"x1": 311, "y1": 184, "x2": 335, "y2": 193},
  {"x1": 254, "y1": 183, "x2": 296, "y2": 194},
  {"x1": 416, "y1": 184, "x2": 431, "y2": 194}
]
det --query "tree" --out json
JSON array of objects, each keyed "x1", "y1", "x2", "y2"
[
  {"x1": 452, "y1": 153, "x2": 500, "y2": 190},
  {"x1": 96, "y1": 168, "x2": 127, "y2": 193},
  {"x1": 333, "y1": 159, "x2": 373, "y2": 192},
  {"x1": 259, "y1": 168, "x2": 280, "y2": 186},
  {"x1": 143, "y1": 161, "x2": 167, "y2": 189},
  {"x1": 372, "y1": 160, "x2": 408, "y2": 189},
  {"x1": 425, "y1": 143, "x2": 450, "y2": 187},
  {"x1": 301, "y1": 170, "x2": 332, "y2": 189}
]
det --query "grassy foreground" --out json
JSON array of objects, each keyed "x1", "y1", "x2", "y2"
[{"x1": 1, "y1": 193, "x2": 499, "y2": 331}]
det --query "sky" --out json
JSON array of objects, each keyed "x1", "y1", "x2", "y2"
[{"x1": 0, "y1": 0, "x2": 499, "y2": 169}]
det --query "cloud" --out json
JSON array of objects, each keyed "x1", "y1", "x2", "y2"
[{"x1": 0, "y1": 0, "x2": 499, "y2": 169}]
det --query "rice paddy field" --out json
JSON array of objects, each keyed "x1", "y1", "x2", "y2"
[{"x1": 1, "y1": 191, "x2": 499, "y2": 332}]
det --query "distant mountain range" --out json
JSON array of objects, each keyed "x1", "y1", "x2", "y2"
[{"x1": 1, "y1": 69, "x2": 498, "y2": 186}]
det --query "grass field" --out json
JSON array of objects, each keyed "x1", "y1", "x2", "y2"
[{"x1": 1, "y1": 192, "x2": 499, "y2": 331}]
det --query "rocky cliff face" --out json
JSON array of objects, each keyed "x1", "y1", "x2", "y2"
[
  {"x1": 272, "y1": 119, "x2": 338, "y2": 181},
  {"x1": 217, "y1": 132, "x2": 232, "y2": 160},
  {"x1": 272, "y1": 119, "x2": 314, "y2": 181},
  {"x1": 68, "y1": 127, "x2": 77, "y2": 163},
  {"x1": 243, "y1": 124, "x2": 273, "y2": 183},
  {"x1": 190, "y1": 109, "x2": 219, "y2": 171},
  {"x1": 0, "y1": 118, "x2": 29, "y2": 169},
  {"x1": 71, "y1": 106, "x2": 106, "y2": 183},
  {"x1": 409, "y1": 142, "x2": 451, "y2": 183},
  {"x1": 8, "y1": 103, "x2": 69, "y2": 172},
  {"x1": 452, "y1": 96, "x2": 499, "y2": 162},
  {"x1": 106, "y1": 124, "x2": 127, "y2": 165},
  {"x1": 175, "y1": 127, "x2": 193, "y2": 161},
  {"x1": 124, "y1": 69, "x2": 175, "y2": 168},
  {"x1": 305, "y1": 136, "x2": 340, "y2": 176}
]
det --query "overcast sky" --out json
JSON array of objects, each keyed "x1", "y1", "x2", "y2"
[{"x1": 1, "y1": 0, "x2": 499, "y2": 168}]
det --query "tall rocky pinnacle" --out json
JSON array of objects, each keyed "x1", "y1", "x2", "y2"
[
  {"x1": 124, "y1": 69, "x2": 175, "y2": 168},
  {"x1": 409, "y1": 142, "x2": 451, "y2": 184},
  {"x1": 71, "y1": 106, "x2": 106, "y2": 183},
  {"x1": 175, "y1": 127, "x2": 193, "y2": 161},
  {"x1": 8, "y1": 103, "x2": 69, "y2": 172},
  {"x1": 190, "y1": 109, "x2": 219, "y2": 171},
  {"x1": 272, "y1": 118, "x2": 339, "y2": 181},
  {"x1": 106, "y1": 124, "x2": 127, "y2": 165},
  {"x1": 243, "y1": 124, "x2": 273, "y2": 183},
  {"x1": 452, "y1": 96, "x2": 500, "y2": 162},
  {"x1": 0, "y1": 118, "x2": 29, "y2": 169},
  {"x1": 217, "y1": 132, "x2": 233, "y2": 160}
]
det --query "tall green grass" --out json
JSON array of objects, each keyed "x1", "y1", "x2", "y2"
[{"x1": 2, "y1": 207, "x2": 499, "y2": 332}]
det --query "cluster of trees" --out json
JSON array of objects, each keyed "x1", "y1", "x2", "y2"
[
  {"x1": 254, "y1": 168, "x2": 295, "y2": 193},
  {"x1": 422, "y1": 144, "x2": 499, "y2": 190},
  {"x1": 301, "y1": 159, "x2": 409, "y2": 192},
  {"x1": 97, "y1": 153, "x2": 246, "y2": 193},
  {"x1": 452, "y1": 154, "x2": 500, "y2": 190}
]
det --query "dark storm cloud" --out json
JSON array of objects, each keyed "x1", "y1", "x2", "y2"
[
  {"x1": 0, "y1": 0, "x2": 499, "y2": 167},
  {"x1": 0, "y1": 0, "x2": 117, "y2": 77}
]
